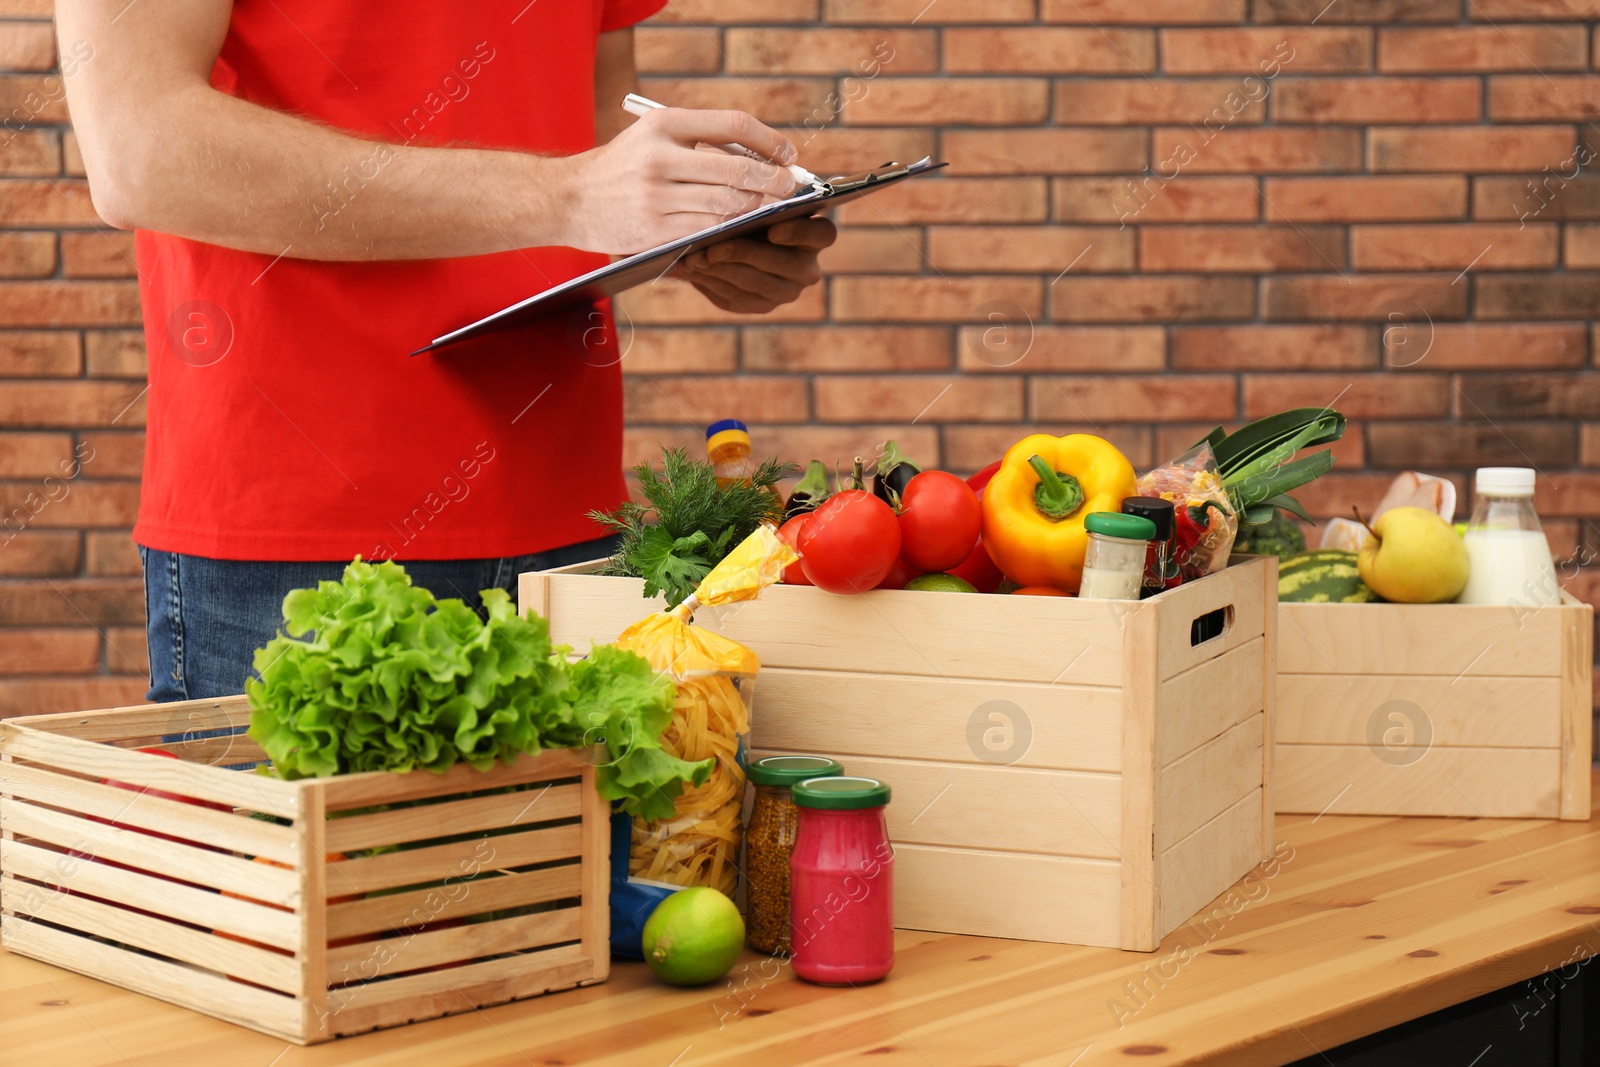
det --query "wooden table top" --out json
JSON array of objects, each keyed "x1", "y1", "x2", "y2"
[{"x1": 4, "y1": 772, "x2": 1598, "y2": 1067}]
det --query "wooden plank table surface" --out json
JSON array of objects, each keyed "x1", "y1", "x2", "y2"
[{"x1": 3, "y1": 772, "x2": 1598, "y2": 1067}]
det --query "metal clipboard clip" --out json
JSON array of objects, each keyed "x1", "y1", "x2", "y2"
[{"x1": 811, "y1": 156, "x2": 931, "y2": 196}]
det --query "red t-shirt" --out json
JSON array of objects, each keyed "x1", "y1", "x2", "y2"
[{"x1": 133, "y1": 0, "x2": 663, "y2": 562}]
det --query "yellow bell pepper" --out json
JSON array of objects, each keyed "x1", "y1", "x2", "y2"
[{"x1": 980, "y1": 434, "x2": 1138, "y2": 592}]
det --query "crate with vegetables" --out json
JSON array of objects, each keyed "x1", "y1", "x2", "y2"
[
  {"x1": 0, "y1": 561, "x2": 716, "y2": 1044},
  {"x1": 522, "y1": 410, "x2": 1349, "y2": 949}
]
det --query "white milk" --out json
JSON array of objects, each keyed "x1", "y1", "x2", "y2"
[{"x1": 1457, "y1": 528, "x2": 1559, "y2": 607}]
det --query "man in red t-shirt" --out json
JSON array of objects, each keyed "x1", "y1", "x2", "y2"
[{"x1": 58, "y1": 0, "x2": 834, "y2": 701}]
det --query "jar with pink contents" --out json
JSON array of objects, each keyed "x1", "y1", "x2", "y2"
[{"x1": 788, "y1": 776, "x2": 894, "y2": 985}]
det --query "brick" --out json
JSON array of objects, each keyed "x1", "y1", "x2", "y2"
[
  {"x1": 832, "y1": 276, "x2": 1044, "y2": 323},
  {"x1": 1378, "y1": 27, "x2": 1587, "y2": 73},
  {"x1": 1535, "y1": 474, "x2": 1600, "y2": 517},
  {"x1": 615, "y1": 277, "x2": 825, "y2": 325},
  {"x1": 1262, "y1": 274, "x2": 1468, "y2": 321},
  {"x1": 944, "y1": 424, "x2": 1156, "y2": 473},
  {"x1": 0, "y1": 578, "x2": 144, "y2": 625},
  {"x1": 943, "y1": 129, "x2": 1147, "y2": 176},
  {"x1": 944, "y1": 28, "x2": 1154, "y2": 74},
  {"x1": 636, "y1": 77, "x2": 833, "y2": 125},
  {"x1": 1050, "y1": 276, "x2": 1255, "y2": 323},
  {"x1": 86, "y1": 531, "x2": 141, "y2": 577},
  {"x1": 1031, "y1": 375, "x2": 1237, "y2": 422},
  {"x1": 1566, "y1": 224, "x2": 1600, "y2": 269},
  {"x1": 1457, "y1": 373, "x2": 1600, "y2": 419},
  {"x1": 60, "y1": 231, "x2": 137, "y2": 278},
  {"x1": 770, "y1": 426, "x2": 943, "y2": 473},
  {"x1": 1055, "y1": 176, "x2": 1261, "y2": 225},
  {"x1": 634, "y1": 28, "x2": 723, "y2": 75},
  {"x1": 1140, "y1": 225, "x2": 1346, "y2": 272},
  {"x1": 0, "y1": 129, "x2": 59, "y2": 176},
  {"x1": 1386, "y1": 323, "x2": 1589, "y2": 370},
  {"x1": 1476, "y1": 274, "x2": 1600, "y2": 320},
  {"x1": 0, "y1": 282, "x2": 141, "y2": 327},
  {"x1": 623, "y1": 376, "x2": 810, "y2": 425},
  {"x1": 743, "y1": 326, "x2": 953, "y2": 371},
  {"x1": 0, "y1": 432, "x2": 70, "y2": 477},
  {"x1": 0, "y1": 480, "x2": 141, "y2": 528},
  {"x1": 1152, "y1": 127, "x2": 1362, "y2": 173},
  {"x1": 1489, "y1": 76, "x2": 1600, "y2": 122},
  {"x1": 1160, "y1": 29, "x2": 1370, "y2": 74},
  {"x1": 926, "y1": 225, "x2": 1134, "y2": 273},
  {"x1": 841, "y1": 79, "x2": 1049, "y2": 126},
  {"x1": 0, "y1": 677, "x2": 150, "y2": 717},
  {"x1": 0, "y1": 628, "x2": 99, "y2": 675},
  {"x1": 1352, "y1": 223, "x2": 1559, "y2": 270},
  {"x1": 1584, "y1": 425, "x2": 1600, "y2": 466},
  {"x1": 1372, "y1": 127, "x2": 1579, "y2": 174},
  {"x1": 1054, "y1": 78, "x2": 1268, "y2": 126},
  {"x1": 1264, "y1": 176, "x2": 1467, "y2": 222},
  {"x1": 76, "y1": 432, "x2": 144, "y2": 478},
  {"x1": 613, "y1": 328, "x2": 736, "y2": 374},
  {"x1": 653, "y1": 0, "x2": 817, "y2": 22},
  {"x1": 1473, "y1": 177, "x2": 1600, "y2": 222},
  {"x1": 1369, "y1": 422, "x2": 1576, "y2": 470},
  {"x1": 105, "y1": 626, "x2": 149, "y2": 674},
  {"x1": 822, "y1": 0, "x2": 1033, "y2": 22},
  {"x1": 1242, "y1": 373, "x2": 1449, "y2": 419},
  {"x1": 1252, "y1": 0, "x2": 1458, "y2": 19},
  {"x1": 0, "y1": 75, "x2": 69, "y2": 122},
  {"x1": 0, "y1": 381, "x2": 148, "y2": 428},
  {"x1": 0, "y1": 1, "x2": 52, "y2": 13},
  {"x1": 837, "y1": 177, "x2": 1047, "y2": 225},
  {"x1": 63, "y1": 131, "x2": 84, "y2": 177},
  {"x1": 0, "y1": 231, "x2": 53, "y2": 276},
  {"x1": 1044, "y1": 0, "x2": 1245, "y2": 21},
  {"x1": 0, "y1": 531, "x2": 79, "y2": 576},
  {"x1": 1171, "y1": 325, "x2": 1379, "y2": 370},
  {"x1": 814, "y1": 374, "x2": 1023, "y2": 423},
  {"x1": 0, "y1": 330, "x2": 81, "y2": 376},
  {"x1": 726, "y1": 29, "x2": 936, "y2": 75},
  {"x1": 957, "y1": 326, "x2": 1166, "y2": 373},
  {"x1": 1471, "y1": 0, "x2": 1600, "y2": 13},
  {"x1": 1274, "y1": 77, "x2": 1479, "y2": 124},
  {"x1": 84, "y1": 330, "x2": 146, "y2": 377},
  {"x1": 621, "y1": 427, "x2": 704, "y2": 471},
  {"x1": 0, "y1": 21, "x2": 54, "y2": 70},
  {"x1": 1296, "y1": 472, "x2": 1419, "y2": 518},
  {"x1": 817, "y1": 227, "x2": 925, "y2": 274},
  {"x1": 790, "y1": 128, "x2": 936, "y2": 175}
]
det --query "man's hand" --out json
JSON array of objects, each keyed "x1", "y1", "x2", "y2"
[{"x1": 673, "y1": 216, "x2": 837, "y2": 314}]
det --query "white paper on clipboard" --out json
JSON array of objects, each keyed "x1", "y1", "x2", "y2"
[{"x1": 412, "y1": 157, "x2": 947, "y2": 355}]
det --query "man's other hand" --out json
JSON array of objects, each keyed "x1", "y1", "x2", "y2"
[{"x1": 674, "y1": 216, "x2": 837, "y2": 314}]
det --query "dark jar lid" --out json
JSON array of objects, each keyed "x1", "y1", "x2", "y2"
[
  {"x1": 748, "y1": 755, "x2": 845, "y2": 787},
  {"x1": 1121, "y1": 496, "x2": 1174, "y2": 539},
  {"x1": 793, "y1": 775, "x2": 890, "y2": 810}
]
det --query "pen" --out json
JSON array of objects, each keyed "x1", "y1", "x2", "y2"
[{"x1": 622, "y1": 92, "x2": 822, "y2": 188}]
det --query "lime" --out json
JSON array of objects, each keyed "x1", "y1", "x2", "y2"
[
  {"x1": 904, "y1": 573, "x2": 978, "y2": 593},
  {"x1": 642, "y1": 887, "x2": 745, "y2": 986}
]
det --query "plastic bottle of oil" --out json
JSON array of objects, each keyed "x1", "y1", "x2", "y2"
[{"x1": 706, "y1": 419, "x2": 757, "y2": 488}]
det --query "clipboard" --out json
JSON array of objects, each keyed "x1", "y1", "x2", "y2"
[{"x1": 413, "y1": 157, "x2": 947, "y2": 354}]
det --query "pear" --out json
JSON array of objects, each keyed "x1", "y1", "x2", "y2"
[{"x1": 1356, "y1": 505, "x2": 1470, "y2": 604}]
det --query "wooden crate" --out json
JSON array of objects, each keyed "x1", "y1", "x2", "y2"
[
  {"x1": 522, "y1": 556, "x2": 1277, "y2": 951},
  {"x1": 0, "y1": 696, "x2": 610, "y2": 1044},
  {"x1": 1275, "y1": 594, "x2": 1593, "y2": 821}
]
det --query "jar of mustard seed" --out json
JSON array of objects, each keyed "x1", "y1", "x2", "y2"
[{"x1": 744, "y1": 755, "x2": 844, "y2": 955}]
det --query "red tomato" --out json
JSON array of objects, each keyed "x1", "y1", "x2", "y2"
[
  {"x1": 968, "y1": 461, "x2": 1002, "y2": 496},
  {"x1": 876, "y1": 555, "x2": 922, "y2": 590},
  {"x1": 798, "y1": 490, "x2": 902, "y2": 594},
  {"x1": 897, "y1": 471, "x2": 983, "y2": 573},
  {"x1": 776, "y1": 514, "x2": 812, "y2": 585},
  {"x1": 946, "y1": 536, "x2": 1004, "y2": 593}
]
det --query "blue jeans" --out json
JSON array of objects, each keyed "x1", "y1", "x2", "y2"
[{"x1": 139, "y1": 536, "x2": 618, "y2": 702}]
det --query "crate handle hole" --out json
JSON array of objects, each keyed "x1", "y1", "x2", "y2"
[{"x1": 1190, "y1": 605, "x2": 1233, "y2": 647}]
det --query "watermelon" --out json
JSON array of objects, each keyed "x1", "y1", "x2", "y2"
[{"x1": 1278, "y1": 550, "x2": 1379, "y2": 603}]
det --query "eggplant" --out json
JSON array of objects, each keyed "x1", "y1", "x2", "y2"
[
  {"x1": 872, "y1": 439, "x2": 920, "y2": 506},
  {"x1": 784, "y1": 460, "x2": 832, "y2": 519}
]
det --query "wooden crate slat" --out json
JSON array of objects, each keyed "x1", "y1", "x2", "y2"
[
  {"x1": 0, "y1": 723, "x2": 298, "y2": 820},
  {"x1": 326, "y1": 823, "x2": 583, "y2": 896},
  {"x1": 1155, "y1": 637, "x2": 1266, "y2": 767},
  {"x1": 326, "y1": 906, "x2": 582, "y2": 985},
  {"x1": 1, "y1": 873, "x2": 303, "y2": 994},
  {"x1": 1156, "y1": 713, "x2": 1264, "y2": 852},
  {"x1": 1118, "y1": 600, "x2": 1160, "y2": 951},
  {"x1": 1, "y1": 838, "x2": 300, "y2": 949},
  {"x1": 1155, "y1": 788, "x2": 1264, "y2": 940},
  {"x1": 312, "y1": 748, "x2": 591, "y2": 810},
  {"x1": 323, "y1": 782, "x2": 584, "y2": 855},
  {"x1": 752, "y1": 667, "x2": 1124, "y2": 773},
  {"x1": 0, "y1": 760, "x2": 299, "y2": 864},
  {"x1": 0, "y1": 914, "x2": 304, "y2": 1041},
  {"x1": 11, "y1": 695, "x2": 253, "y2": 741},
  {"x1": 1278, "y1": 601, "x2": 1562, "y2": 676},
  {"x1": 125, "y1": 731, "x2": 269, "y2": 767},
  {"x1": 1558, "y1": 599, "x2": 1593, "y2": 820},
  {"x1": 577, "y1": 763, "x2": 609, "y2": 981},
  {"x1": 1155, "y1": 562, "x2": 1268, "y2": 681},
  {"x1": 1275, "y1": 744, "x2": 1563, "y2": 818},
  {"x1": 1277, "y1": 675, "x2": 1562, "y2": 748},
  {"x1": 325, "y1": 865, "x2": 583, "y2": 941},
  {"x1": 1, "y1": 798, "x2": 300, "y2": 906}
]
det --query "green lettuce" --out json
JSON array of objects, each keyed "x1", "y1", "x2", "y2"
[{"x1": 245, "y1": 559, "x2": 709, "y2": 817}]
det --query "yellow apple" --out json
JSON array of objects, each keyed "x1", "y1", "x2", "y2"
[{"x1": 1356, "y1": 506, "x2": 1470, "y2": 604}]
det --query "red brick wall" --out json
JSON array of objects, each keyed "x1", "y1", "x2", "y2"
[{"x1": 2, "y1": 0, "x2": 1599, "y2": 727}]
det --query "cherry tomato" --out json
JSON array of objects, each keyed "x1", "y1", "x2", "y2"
[
  {"x1": 876, "y1": 555, "x2": 922, "y2": 590},
  {"x1": 897, "y1": 471, "x2": 982, "y2": 573},
  {"x1": 1012, "y1": 586, "x2": 1069, "y2": 596},
  {"x1": 946, "y1": 536, "x2": 1004, "y2": 593},
  {"x1": 776, "y1": 514, "x2": 812, "y2": 585},
  {"x1": 968, "y1": 461, "x2": 1002, "y2": 496},
  {"x1": 799, "y1": 489, "x2": 902, "y2": 594}
]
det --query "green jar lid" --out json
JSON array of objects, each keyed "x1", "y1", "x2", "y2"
[
  {"x1": 1085, "y1": 511, "x2": 1157, "y2": 541},
  {"x1": 792, "y1": 775, "x2": 890, "y2": 810},
  {"x1": 747, "y1": 755, "x2": 845, "y2": 787}
]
